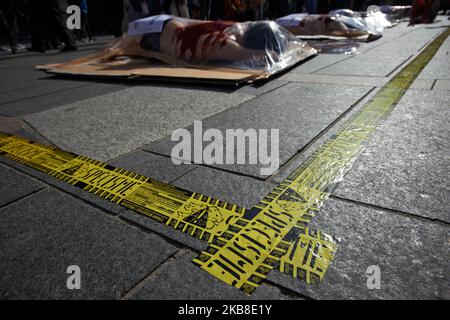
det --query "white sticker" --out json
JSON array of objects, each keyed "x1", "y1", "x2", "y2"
[
  {"x1": 128, "y1": 14, "x2": 173, "y2": 36},
  {"x1": 276, "y1": 14, "x2": 308, "y2": 28}
]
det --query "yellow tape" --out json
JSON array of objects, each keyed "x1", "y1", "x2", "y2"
[
  {"x1": 193, "y1": 28, "x2": 450, "y2": 294},
  {"x1": 3, "y1": 28, "x2": 445, "y2": 295},
  {"x1": 0, "y1": 133, "x2": 336, "y2": 285}
]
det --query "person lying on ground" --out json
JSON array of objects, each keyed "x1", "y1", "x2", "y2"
[
  {"x1": 96, "y1": 16, "x2": 308, "y2": 69},
  {"x1": 276, "y1": 13, "x2": 373, "y2": 38}
]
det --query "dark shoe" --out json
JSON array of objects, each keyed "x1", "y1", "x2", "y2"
[{"x1": 59, "y1": 45, "x2": 77, "y2": 52}]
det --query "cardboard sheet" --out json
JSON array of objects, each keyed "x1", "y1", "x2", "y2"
[
  {"x1": 37, "y1": 16, "x2": 318, "y2": 85},
  {"x1": 37, "y1": 42, "x2": 316, "y2": 85}
]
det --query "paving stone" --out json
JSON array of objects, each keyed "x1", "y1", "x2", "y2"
[
  {"x1": 24, "y1": 86, "x2": 254, "y2": 161},
  {"x1": 0, "y1": 76, "x2": 75, "y2": 95},
  {"x1": 360, "y1": 22, "x2": 423, "y2": 52},
  {"x1": 269, "y1": 86, "x2": 379, "y2": 184},
  {"x1": 172, "y1": 166, "x2": 277, "y2": 209},
  {"x1": 109, "y1": 151, "x2": 195, "y2": 184},
  {"x1": 0, "y1": 69, "x2": 45, "y2": 86},
  {"x1": 236, "y1": 79, "x2": 289, "y2": 96},
  {"x1": 282, "y1": 74, "x2": 433, "y2": 89},
  {"x1": 0, "y1": 163, "x2": 44, "y2": 207},
  {"x1": 147, "y1": 83, "x2": 370, "y2": 178},
  {"x1": 279, "y1": 74, "x2": 387, "y2": 87},
  {"x1": 317, "y1": 27, "x2": 445, "y2": 77},
  {"x1": 433, "y1": 79, "x2": 450, "y2": 90},
  {"x1": 418, "y1": 35, "x2": 450, "y2": 80},
  {"x1": 334, "y1": 89, "x2": 450, "y2": 223},
  {"x1": 410, "y1": 78, "x2": 434, "y2": 90},
  {"x1": 0, "y1": 115, "x2": 54, "y2": 144},
  {"x1": 0, "y1": 188, "x2": 177, "y2": 299},
  {"x1": 119, "y1": 210, "x2": 207, "y2": 252},
  {"x1": 1, "y1": 82, "x2": 128, "y2": 117},
  {"x1": 288, "y1": 54, "x2": 349, "y2": 74},
  {"x1": 0, "y1": 80, "x2": 87, "y2": 105},
  {"x1": 0, "y1": 156, "x2": 125, "y2": 215},
  {"x1": 130, "y1": 250, "x2": 297, "y2": 300},
  {"x1": 267, "y1": 198, "x2": 450, "y2": 299}
]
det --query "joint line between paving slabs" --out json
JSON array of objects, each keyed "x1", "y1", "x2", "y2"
[
  {"x1": 0, "y1": 187, "x2": 47, "y2": 210},
  {"x1": 330, "y1": 195, "x2": 450, "y2": 227},
  {"x1": 120, "y1": 250, "x2": 180, "y2": 300}
]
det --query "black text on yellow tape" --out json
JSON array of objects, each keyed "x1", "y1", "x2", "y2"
[
  {"x1": 0, "y1": 133, "x2": 337, "y2": 289},
  {"x1": 193, "y1": 28, "x2": 450, "y2": 295}
]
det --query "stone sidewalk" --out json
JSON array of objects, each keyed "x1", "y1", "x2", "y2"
[{"x1": 0, "y1": 19, "x2": 449, "y2": 299}]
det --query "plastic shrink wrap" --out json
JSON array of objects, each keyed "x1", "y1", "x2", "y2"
[
  {"x1": 276, "y1": 12, "x2": 386, "y2": 41},
  {"x1": 102, "y1": 15, "x2": 316, "y2": 75}
]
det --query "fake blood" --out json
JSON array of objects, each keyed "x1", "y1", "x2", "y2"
[{"x1": 172, "y1": 21, "x2": 234, "y2": 60}]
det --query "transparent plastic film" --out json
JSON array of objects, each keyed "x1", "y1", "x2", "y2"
[
  {"x1": 306, "y1": 39, "x2": 360, "y2": 54},
  {"x1": 276, "y1": 14, "x2": 373, "y2": 39},
  {"x1": 104, "y1": 15, "x2": 317, "y2": 75},
  {"x1": 330, "y1": 8, "x2": 396, "y2": 32},
  {"x1": 277, "y1": 12, "x2": 387, "y2": 41}
]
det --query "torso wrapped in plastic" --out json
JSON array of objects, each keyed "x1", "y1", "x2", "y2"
[
  {"x1": 101, "y1": 15, "x2": 317, "y2": 74},
  {"x1": 276, "y1": 12, "x2": 388, "y2": 40}
]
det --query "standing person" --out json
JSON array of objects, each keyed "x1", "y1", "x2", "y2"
[
  {"x1": 317, "y1": 0, "x2": 332, "y2": 13},
  {"x1": 110, "y1": 0, "x2": 125, "y2": 37},
  {"x1": 48, "y1": 0, "x2": 77, "y2": 51},
  {"x1": 279, "y1": 0, "x2": 289, "y2": 16},
  {"x1": 305, "y1": 0, "x2": 317, "y2": 13},
  {"x1": 349, "y1": 0, "x2": 365, "y2": 11},
  {"x1": 128, "y1": 0, "x2": 150, "y2": 21},
  {"x1": 0, "y1": 0, "x2": 19, "y2": 53},
  {"x1": 267, "y1": 0, "x2": 279, "y2": 18},
  {"x1": 268, "y1": 0, "x2": 289, "y2": 18},
  {"x1": 78, "y1": 0, "x2": 94, "y2": 42},
  {"x1": 200, "y1": 0, "x2": 210, "y2": 19},
  {"x1": 210, "y1": 0, "x2": 225, "y2": 19},
  {"x1": 294, "y1": 0, "x2": 306, "y2": 13},
  {"x1": 169, "y1": 0, "x2": 190, "y2": 18},
  {"x1": 253, "y1": 0, "x2": 265, "y2": 20},
  {"x1": 28, "y1": 0, "x2": 48, "y2": 52},
  {"x1": 224, "y1": 0, "x2": 244, "y2": 20},
  {"x1": 410, "y1": 0, "x2": 441, "y2": 24},
  {"x1": 28, "y1": 0, "x2": 77, "y2": 52},
  {"x1": 146, "y1": 0, "x2": 162, "y2": 15},
  {"x1": 335, "y1": 1, "x2": 351, "y2": 10}
]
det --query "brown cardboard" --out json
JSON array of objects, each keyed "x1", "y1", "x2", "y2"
[{"x1": 36, "y1": 47, "x2": 316, "y2": 85}]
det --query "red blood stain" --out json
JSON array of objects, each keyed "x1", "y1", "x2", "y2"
[{"x1": 172, "y1": 21, "x2": 234, "y2": 60}]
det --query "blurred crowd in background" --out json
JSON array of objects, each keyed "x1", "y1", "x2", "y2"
[{"x1": 0, "y1": 0, "x2": 447, "y2": 54}]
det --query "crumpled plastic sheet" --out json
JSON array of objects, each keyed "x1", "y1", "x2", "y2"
[
  {"x1": 104, "y1": 15, "x2": 316, "y2": 75},
  {"x1": 306, "y1": 39, "x2": 360, "y2": 54},
  {"x1": 329, "y1": 9, "x2": 395, "y2": 35},
  {"x1": 276, "y1": 12, "x2": 389, "y2": 41}
]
